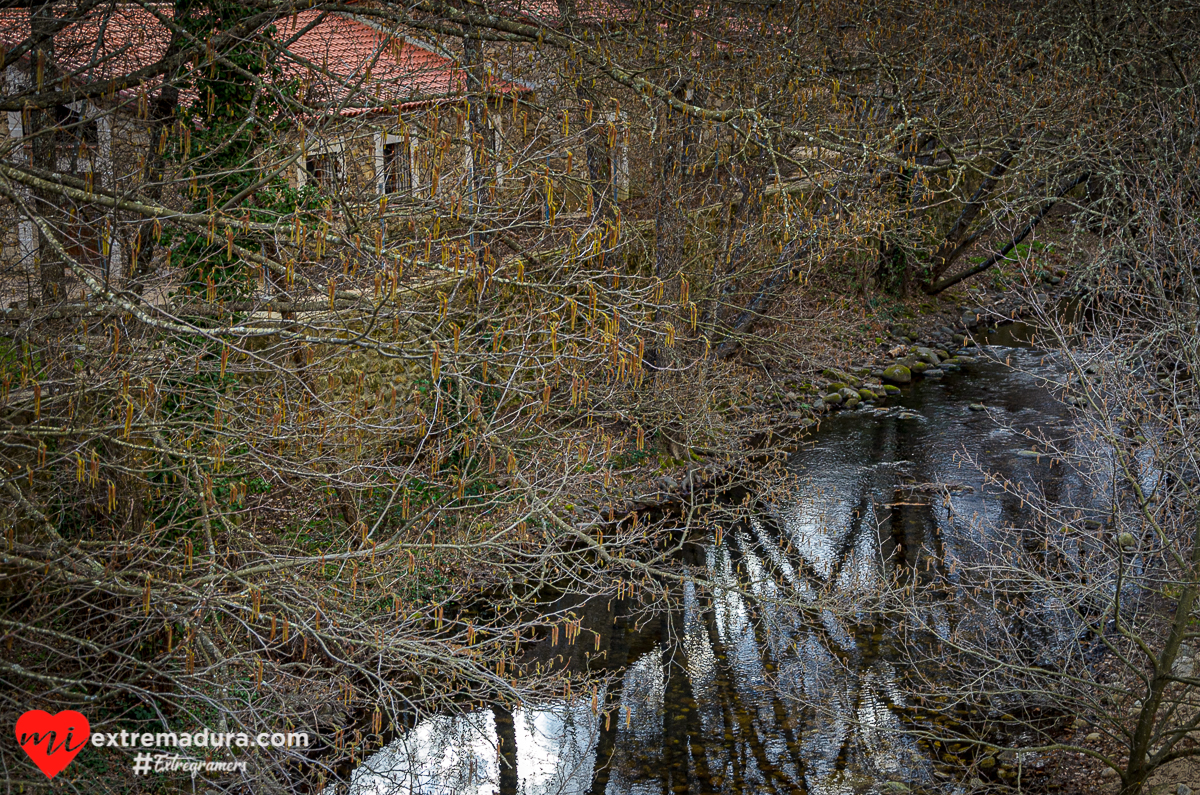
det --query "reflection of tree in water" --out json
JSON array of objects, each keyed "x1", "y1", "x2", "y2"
[{"x1": 348, "y1": 354, "x2": 1108, "y2": 794}]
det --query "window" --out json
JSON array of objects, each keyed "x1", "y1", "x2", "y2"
[
  {"x1": 382, "y1": 141, "x2": 412, "y2": 195},
  {"x1": 64, "y1": 209, "x2": 104, "y2": 267},
  {"x1": 53, "y1": 104, "x2": 98, "y2": 151},
  {"x1": 304, "y1": 152, "x2": 342, "y2": 193}
]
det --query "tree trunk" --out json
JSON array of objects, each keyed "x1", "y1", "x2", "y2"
[
  {"x1": 461, "y1": 32, "x2": 494, "y2": 246},
  {"x1": 27, "y1": 0, "x2": 63, "y2": 304}
]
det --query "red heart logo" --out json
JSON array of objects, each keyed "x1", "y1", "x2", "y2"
[{"x1": 16, "y1": 710, "x2": 90, "y2": 778}]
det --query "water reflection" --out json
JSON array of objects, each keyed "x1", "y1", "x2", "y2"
[{"x1": 350, "y1": 344, "x2": 1107, "y2": 794}]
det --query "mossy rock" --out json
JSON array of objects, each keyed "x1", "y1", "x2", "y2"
[
  {"x1": 883, "y1": 384, "x2": 902, "y2": 395},
  {"x1": 911, "y1": 360, "x2": 930, "y2": 374},
  {"x1": 823, "y1": 392, "x2": 843, "y2": 405},
  {"x1": 822, "y1": 369, "x2": 861, "y2": 387},
  {"x1": 882, "y1": 365, "x2": 911, "y2": 385},
  {"x1": 827, "y1": 381, "x2": 848, "y2": 391}
]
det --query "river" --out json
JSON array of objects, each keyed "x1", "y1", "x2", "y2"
[{"x1": 342, "y1": 330, "x2": 1109, "y2": 795}]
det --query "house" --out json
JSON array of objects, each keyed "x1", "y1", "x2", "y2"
[{"x1": 0, "y1": 4, "x2": 533, "y2": 296}]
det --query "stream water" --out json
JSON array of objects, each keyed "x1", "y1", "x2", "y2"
[{"x1": 345, "y1": 332, "x2": 1108, "y2": 795}]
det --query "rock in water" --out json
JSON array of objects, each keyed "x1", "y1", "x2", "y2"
[
  {"x1": 924, "y1": 368, "x2": 945, "y2": 378},
  {"x1": 882, "y1": 364, "x2": 912, "y2": 385}
]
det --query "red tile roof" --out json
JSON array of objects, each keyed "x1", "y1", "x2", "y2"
[
  {"x1": 0, "y1": 4, "x2": 172, "y2": 85},
  {"x1": 274, "y1": 10, "x2": 476, "y2": 113},
  {"x1": 495, "y1": 0, "x2": 634, "y2": 26}
]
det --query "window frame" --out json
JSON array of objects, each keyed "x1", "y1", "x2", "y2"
[
  {"x1": 297, "y1": 138, "x2": 346, "y2": 193},
  {"x1": 375, "y1": 130, "x2": 416, "y2": 197}
]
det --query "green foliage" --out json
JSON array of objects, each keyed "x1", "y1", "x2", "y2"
[{"x1": 165, "y1": 0, "x2": 305, "y2": 300}]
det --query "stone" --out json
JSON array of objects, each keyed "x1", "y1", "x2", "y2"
[
  {"x1": 1118, "y1": 532, "x2": 1137, "y2": 550},
  {"x1": 1086, "y1": 733, "x2": 1102, "y2": 742},
  {"x1": 845, "y1": 398, "x2": 860, "y2": 410},
  {"x1": 924, "y1": 368, "x2": 945, "y2": 378},
  {"x1": 824, "y1": 392, "x2": 843, "y2": 405},
  {"x1": 883, "y1": 384, "x2": 901, "y2": 395},
  {"x1": 859, "y1": 389, "x2": 875, "y2": 401},
  {"x1": 1101, "y1": 768, "x2": 1119, "y2": 779},
  {"x1": 1176, "y1": 784, "x2": 1193, "y2": 795},
  {"x1": 812, "y1": 398, "x2": 825, "y2": 411},
  {"x1": 978, "y1": 756, "x2": 996, "y2": 769},
  {"x1": 827, "y1": 381, "x2": 848, "y2": 391},
  {"x1": 911, "y1": 360, "x2": 930, "y2": 374},
  {"x1": 1171, "y1": 645, "x2": 1194, "y2": 677},
  {"x1": 822, "y1": 369, "x2": 860, "y2": 387},
  {"x1": 882, "y1": 365, "x2": 912, "y2": 385},
  {"x1": 961, "y1": 311, "x2": 979, "y2": 327},
  {"x1": 935, "y1": 349, "x2": 950, "y2": 360},
  {"x1": 880, "y1": 783, "x2": 910, "y2": 794}
]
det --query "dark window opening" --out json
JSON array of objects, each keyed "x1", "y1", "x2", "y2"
[
  {"x1": 382, "y1": 142, "x2": 411, "y2": 195},
  {"x1": 53, "y1": 105, "x2": 98, "y2": 149},
  {"x1": 305, "y1": 153, "x2": 341, "y2": 192}
]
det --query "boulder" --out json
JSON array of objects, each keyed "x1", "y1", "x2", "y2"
[
  {"x1": 924, "y1": 367, "x2": 945, "y2": 378},
  {"x1": 823, "y1": 392, "x2": 843, "y2": 405},
  {"x1": 822, "y1": 369, "x2": 861, "y2": 387},
  {"x1": 883, "y1": 384, "x2": 902, "y2": 395},
  {"x1": 910, "y1": 360, "x2": 930, "y2": 374},
  {"x1": 882, "y1": 365, "x2": 912, "y2": 385}
]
